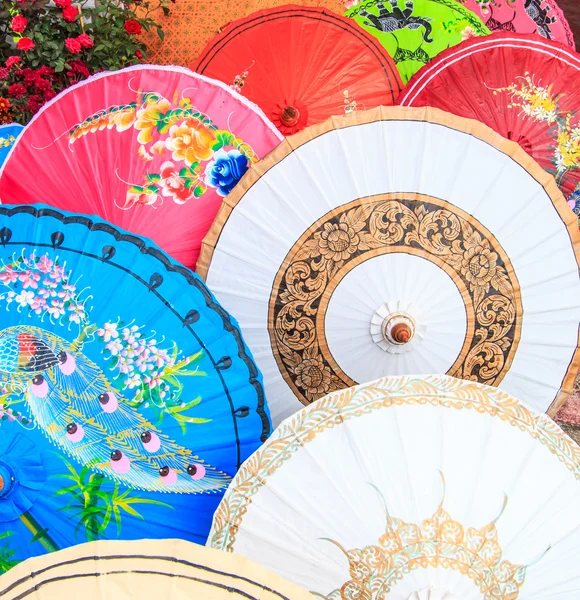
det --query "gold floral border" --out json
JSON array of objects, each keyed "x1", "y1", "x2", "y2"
[
  {"x1": 268, "y1": 193, "x2": 522, "y2": 405},
  {"x1": 196, "y1": 106, "x2": 580, "y2": 416},
  {"x1": 209, "y1": 375, "x2": 580, "y2": 552}
]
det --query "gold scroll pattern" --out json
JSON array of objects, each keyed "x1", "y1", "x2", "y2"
[
  {"x1": 268, "y1": 194, "x2": 522, "y2": 405},
  {"x1": 324, "y1": 500, "x2": 526, "y2": 600}
]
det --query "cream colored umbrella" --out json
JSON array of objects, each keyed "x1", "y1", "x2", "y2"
[
  {"x1": 198, "y1": 106, "x2": 580, "y2": 426},
  {"x1": 209, "y1": 374, "x2": 580, "y2": 599},
  {"x1": 0, "y1": 538, "x2": 313, "y2": 600}
]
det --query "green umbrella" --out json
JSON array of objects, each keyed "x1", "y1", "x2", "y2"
[{"x1": 345, "y1": 0, "x2": 489, "y2": 83}]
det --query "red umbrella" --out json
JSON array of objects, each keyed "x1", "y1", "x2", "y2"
[
  {"x1": 398, "y1": 33, "x2": 580, "y2": 215},
  {"x1": 193, "y1": 5, "x2": 403, "y2": 135}
]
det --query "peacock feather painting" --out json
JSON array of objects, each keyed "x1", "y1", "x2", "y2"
[{"x1": 0, "y1": 205, "x2": 270, "y2": 572}]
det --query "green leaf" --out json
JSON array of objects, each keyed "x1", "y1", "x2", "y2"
[{"x1": 156, "y1": 27, "x2": 164, "y2": 40}]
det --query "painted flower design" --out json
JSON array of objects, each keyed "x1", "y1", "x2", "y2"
[
  {"x1": 96, "y1": 322, "x2": 205, "y2": 412},
  {"x1": 0, "y1": 252, "x2": 89, "y2": 325},
  {"x1": 461, "y1": 243, "x2": 498, "y2": 290},
  {"x1": 317, "y1": 222, "x2": 360, "y2": 263},
  {"x1": 159, "y1": 161, "x2": 195, "y2": 203},
  {"x1": 134, "y1": 97, "x2": 171, "y2": 144},
  {"x1": 70, "y1": 90, "x2": 258, "y2": 208},
  {"x1": 294, "y1": 352, "x2": 332, "y2": 399},
  {"x1": 493, "y1": 74, "x2": 558, "y2": 124},
  {"x1": 205, "y1": 149, "x2": 249, "y2": 197},
  {"x1": 165, "y1": 118, "x2": 215, "y2": 166}
]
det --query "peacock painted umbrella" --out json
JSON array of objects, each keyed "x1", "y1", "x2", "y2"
[
  {"x1": 198, "y1": 106, "x2": 580, "y2": 426},
  {"x1": 193, "y1": 5, "x2": 403, "y2": 135},
  {"x1": 456, "y1": 0, "x2": 574, "y2": 45},
  {"x1": 0, "y1": 539, "x2": 313, "y2": 600},
  {"x1": 0, "y1": 124, "x2": 23, "y2": 169},
  {"x1": 0, "y1": 65, "x2": 283, "y2": 270},
  {"x1": 344, "y1": 0, "x2": 490, "y2": 83},
  {"x1": 209, "y1": 375, "x2": 580, "y2": 598},
  {"x1": 0, "y1": 204, "x2": 270, "y2": 574},
  {"x1": 397, "y1": 33, "x2": 580, "y2": 220}
]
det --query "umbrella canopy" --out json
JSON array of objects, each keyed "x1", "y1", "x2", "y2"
[
  {"x1": 344, "y1": 0, "x2": 490, "y2": 83},
  {"x1": 456, "y1": 0, "x2": 574, "y2": 46},
  {"x1": 193, "y1": 5, "x2": 403, "y2": 135},
  {"x1": 209, "y1": 374, "x2": 580, "y2": 599},
  {"x1": 0, "y1": 65, "x2": 283, "y2": 270},
  {"x1": 0, "y1": 125, "x2": 23, "y2": 169},
  {"x1": 198, "y1": 106, "x2": 580, "y2": 426},
  {"x1": 139, "y1": 0, "x2": 346, "y2": 67},
  {"x1": 0, "y1": 539, "x2": 313, "y2": 599},
  {"x1": 0, "y1": 204, "x2": 270, "y2": 572},
  {"x1": 398, "y1": 33, "x2": 580, "y2": 219}
]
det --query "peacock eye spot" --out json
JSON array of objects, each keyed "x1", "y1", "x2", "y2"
[
  {"x1": 66, "y1": 423, "x2": 78, "y2": 434},
  {"x1": 98, "y1": 392, "x2": 109, "y2": 405},
  {"x1": 32, "y1": 375, "x2": 44, "y2": 386},
  {"x1": 141, "y1": 431, "x2": 152, "y2": 443},
  {"x1": 159, "y1": 466, "x2": 169, "y2": 477},
  {"x1": 187, "y1": 464, "x2": 197, "y2": 476},
  {"x1": 57, "y1": 351, "x2": 67, "y2": 364},
  {"x1": 111, "y1": 450, "x2": 122, "y2": 461}
]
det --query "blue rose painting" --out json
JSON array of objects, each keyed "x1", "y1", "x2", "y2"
[{"x1": 205, "y1": 149, "x2": 249, "y2": 197}]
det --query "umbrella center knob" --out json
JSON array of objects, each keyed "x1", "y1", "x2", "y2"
[
  {"x1": 383, "y1": 313, "x2": 415, "y2": 346},
  {"x1": 280, "y1": 106, "x2": 300, "y2": 127}
]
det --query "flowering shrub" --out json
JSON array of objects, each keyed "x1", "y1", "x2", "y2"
[{"x1": 0, "y1": 0, "x2": 172, "y2": 124}]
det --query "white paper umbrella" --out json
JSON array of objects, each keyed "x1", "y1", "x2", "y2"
[
  {"x1": 208, "y1": 374, "x2": 580, "y2": 599},
  {"x1": 198, "y1": 106, "x2": 580, "y2": 425}
]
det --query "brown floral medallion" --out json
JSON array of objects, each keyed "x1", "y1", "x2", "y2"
[{"x1": 268, "y1": 193, "x2": 522, "y2": 405}]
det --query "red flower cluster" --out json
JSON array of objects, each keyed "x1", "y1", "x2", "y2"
[
  {"x1": 0, "y1": 68, "x2": 8, "y2": 81},
  {"x1": 124, "y1": 20, "x2": 142, "y2": 35},
  {"x1": 16, "y1": 38, "x2": 35, "y2": 51},
  {"x1": 11, "y1": 15, "x2": 27, "y2": 33},
  {"x1": 7, "y1": 83, "x2": 26, "y2": 98},
  {"x1": 65, "y1": 38, "x2": 82, "y2": 54},
  {"x1": 62, "y1": 5, "x2": 78, "y2": 22},
  {"x1": 77, "y1": 34, "x2": 94, "y2": 49},
  {"x1": 54, "y1": 0, "x2": 72, "y2": 6},
  {"x1": 8, "y1": 67, "x2": 57, "y2": 111},
  {"x1": 5, "y1": 57, "x2": 21, "y2": 69},
  {"x1": 66, "y1": 60, "x2": 91, "y2": 80}
]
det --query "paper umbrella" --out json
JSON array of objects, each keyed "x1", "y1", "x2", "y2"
[
  {"x1": 198, "y1": 106, "x2": 580, "y2": 425},
  {"x1": 0, "y1": 539, "x2": 312, "y2": 600},
  {"x1": 344, "y1": 0, "x2": 489, "y2": 83},
  {"x1": 193, "y1": 5, "x2": 403, "y2": 135},
  {"x1": 209, "y1": 374, "x2": 580, "y2": 599},
  {"x1": 398, "y1": 33, "x2": 580, "y2": 216},
  {"x1": 0, "y1": 65, "x2": 283, "y2": 270},
  {"x1": 455, "y1": 0, "x2": 574, "y2": 45},
  {"x1": 0, "y1": 204, "x2": 270, "y2": 571}
]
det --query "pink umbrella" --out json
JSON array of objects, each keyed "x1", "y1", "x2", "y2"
[
  {"x1": 0, "y1": 65, "x2": 283, "y2": 269},
  {"x1": 456, "y1": 0, "x2": 575, "y2": 47}
]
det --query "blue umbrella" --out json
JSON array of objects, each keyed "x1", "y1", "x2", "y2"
[
  {"x1": 0, "y1": 125, "x2": 23, "y2": 169},
  {"x1": 0, "y1": 204, "x2": 270, "y2": 574}
]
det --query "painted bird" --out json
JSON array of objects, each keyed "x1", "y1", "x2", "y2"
[{"x1": 0, "y1": 325, "x2": 230, "y2": 494}]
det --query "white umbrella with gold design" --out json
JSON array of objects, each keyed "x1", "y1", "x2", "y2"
[
  {"x1": 208, "y1": 375, "x2": 580, "y2": 599},
  {"x1": 198, "y1": 106, "x2": 580, "y2": 426},
  {"x1": 0, "y1": 538, "x2": 313, "y2": 600}
]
